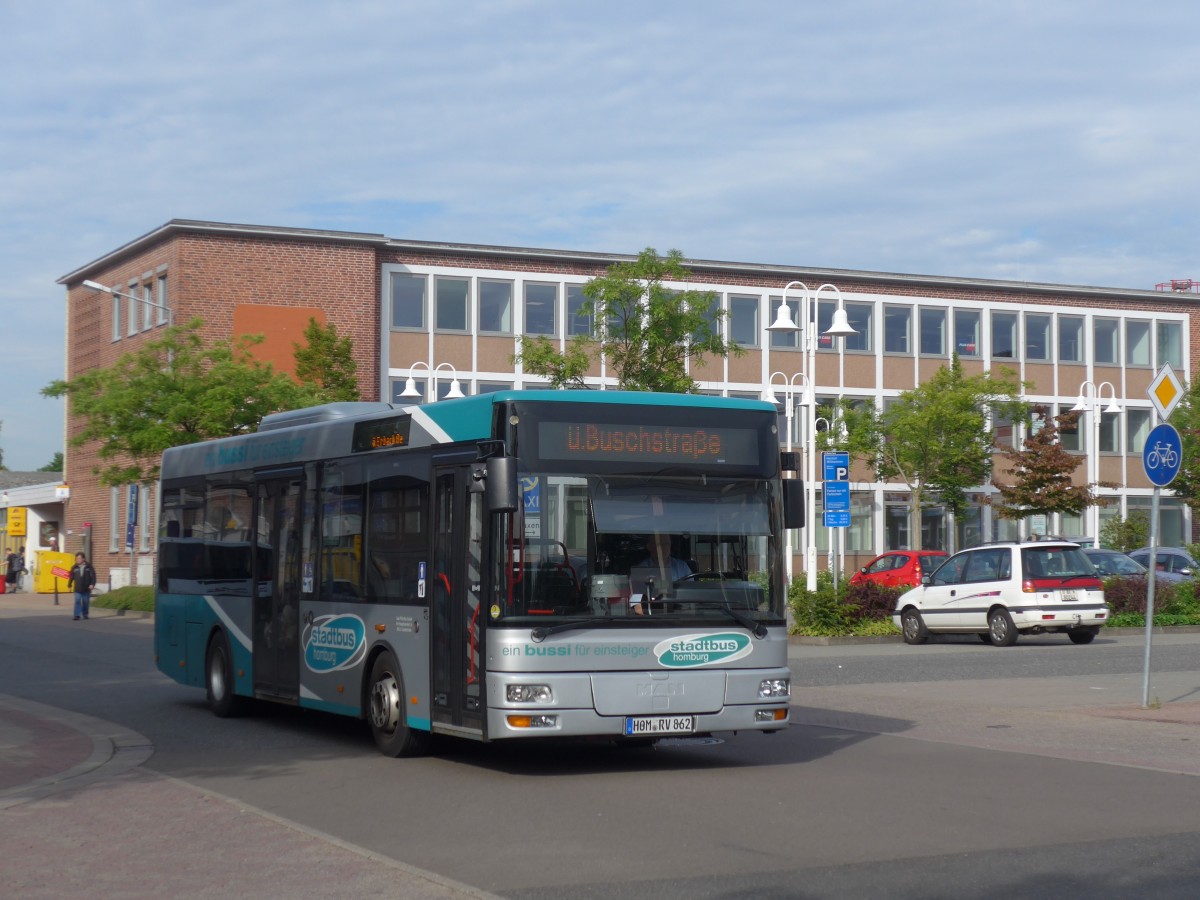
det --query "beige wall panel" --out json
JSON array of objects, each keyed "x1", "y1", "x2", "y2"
[
  {"x1": 432, "y1": 334, "x2": 473, "y2": 370},
  {"x1": 1099, "y1": 456, "x2": 1125, "y2": 484},
  {"x1": 883, "y1": 356, "x2": 917, "y2": 390},
  {"x1": 842, "y1": 354, "x2": 876, "y2": 389},
  {"x1": 918, "y1": 357, "x2": 948, "y2": 383},
  {"x1": 1124, "y1": 367, "x2": 1153, "y2": 398},
  {"x1": 477, "y1": 336, "x2": 515, "y2": 371},
  {"x1": 690, "y1": 353, "x2": 723, "y2": 381},
  {"x1": 1057, "y1": 365, "x2": 1088, "y2": 397},
  {"x1": 1023, "y1": 363, "x2": 1055, "y2": 395},
  {"x1": 389, "y1": 332, "x2": 429, "y2": 369},
  {"x1": 727, "y1": 349, "x2": 764, "y2": 384}
]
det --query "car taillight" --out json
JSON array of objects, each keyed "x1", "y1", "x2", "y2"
[{"x1": 1022, "y1": 579, "x2": 1036, "y2": 593}]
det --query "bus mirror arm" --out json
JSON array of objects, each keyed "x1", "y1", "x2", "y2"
[{"x1": 484, "y1": 455, "x2": 519, "y2": 513}]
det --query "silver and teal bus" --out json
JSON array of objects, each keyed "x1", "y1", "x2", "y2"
[{"x1": 154, "y1": 391, "x2": 799, "y2": 755}]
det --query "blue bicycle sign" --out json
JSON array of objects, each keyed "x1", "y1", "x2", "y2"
[{"x1": 1143, "y1": 424, "x2": 1182, "y2": 487}]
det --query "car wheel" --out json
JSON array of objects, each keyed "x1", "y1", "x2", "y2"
[
  {"x1": 1068, "y1": 626, "x2": 1099, "y2": 645},
  {"x1": 368, "y1": 652, "x2": 431, "y2": 757},
  {"x1": 901, "y1": 608, "x2": 928, "y2": 645},
  {"x1": 987, "y1": 608, "x2": 1018, "y2": 646}
]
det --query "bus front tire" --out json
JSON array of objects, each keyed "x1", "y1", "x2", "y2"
[
  {"x1": 368, "y1": 653, "x2": 430, "y2": 757},
  {"x1": 206, "y1": 631, "x2": 248, "y2": 718}
]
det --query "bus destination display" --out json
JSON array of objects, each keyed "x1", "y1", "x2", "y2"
[
  {"x1": 538, "y1": 422, "x2": 759, "y2": 466},
  {"x1": 352, "y1": 415, "x2": 412, "y2": 453}
]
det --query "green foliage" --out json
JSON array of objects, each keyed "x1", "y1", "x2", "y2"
[
  {"x1": 993, "y1": 406, "x2": 1110, "y2": 521},
  {"x1": 788, "y1": 572, "x2": 905, "y2": 635},
  {"x1": 91, "y1": 585, "x2": 155, "y2": 612},
  {"x1": 1099, "y1": 512, "x2": 1149, "y2": 551},
  {"x1": 1166, "y1": 377, "x2": 1200, "y2": 512},
  {"x1": 38, "y1": 452, "x2": 64, "y2": 472},
  {"x1": 513, "y1": 248, "x2": 741, "y2": 392},
  {"x1": 845, "y1": 356, "x2": 1027, "y2": 549},
  {"x1": 293, "y1": 317, "x2": 360, "y2": 402},
  {"x1": 42, "y1": 319, "x2": 313, "y2": 485}
]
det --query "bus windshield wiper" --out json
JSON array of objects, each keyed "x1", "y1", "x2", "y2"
[
  {"x1": 530, "y1": 618, "x2": 596, "y2": 642},
  {"x1": 684, "y1": 599, "x2": 768, "y2": 639}
]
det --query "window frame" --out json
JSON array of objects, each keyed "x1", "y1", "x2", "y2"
[
  {"x1": 478, "y1": 278, "x2": 513, "y2": 335},
  {"x1": 883, "y1": 305, "x2": 911, "y2": 355},
  {"x1": 435, "y1": 276, "x2": 470, "y2": 333},
  {"x1": 522, "y1": 281, "x2": 557, "y2": 337}
]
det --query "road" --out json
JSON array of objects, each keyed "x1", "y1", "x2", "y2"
[{"x1": 3, "y1": 609, "x2": 1200, "y2": 898}]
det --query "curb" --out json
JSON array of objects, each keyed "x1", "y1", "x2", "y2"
[
  {"x1": 787, "y1": 624, "x2": 1200, "y2": 645},
  {"x1": 0, "y1": 694, "x2": 154, "y2": 810}
]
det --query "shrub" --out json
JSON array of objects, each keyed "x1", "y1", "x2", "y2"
[
  {"x1": 841, "y1": 581, "x2": 905, "y2": 623},
  {"x1": 788, "y1": 572, "x2": 850, "y2": 636}
]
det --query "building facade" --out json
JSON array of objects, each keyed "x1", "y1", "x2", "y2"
[{"x1": 58, "y1": 220, "x2": 1198, "y2": 588}]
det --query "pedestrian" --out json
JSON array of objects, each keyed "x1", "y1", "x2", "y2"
[
  {"x1": 5, "y1": 546, "x2": 25, "y2": 593},
  {"x1": 67, "y1": 552, "x2": 97, "y2": 620}
]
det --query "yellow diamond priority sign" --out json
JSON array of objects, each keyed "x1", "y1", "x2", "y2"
[{"x1": 1148, "y1": 364, "x2": 1184, "y2": 421}]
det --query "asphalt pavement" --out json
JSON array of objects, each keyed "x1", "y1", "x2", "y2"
[{"x1": 3, "y1": 591, "x2": 1199, "y2": 898}]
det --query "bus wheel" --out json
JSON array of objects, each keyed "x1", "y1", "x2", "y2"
[
  {"x1": 206, "y1": 631, "x2": 248, "y2": 718},
  {"x1": 368, "y1": 653, "x2": 430, "y2": 757}
]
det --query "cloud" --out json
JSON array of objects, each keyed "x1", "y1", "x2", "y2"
[{"x1": 1, "y1": 0, "x2": 1198, "y2": 468}]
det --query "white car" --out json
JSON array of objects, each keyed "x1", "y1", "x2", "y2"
[{"x1": 892, "y1": 541, "x2": 1109, "y2": 646}]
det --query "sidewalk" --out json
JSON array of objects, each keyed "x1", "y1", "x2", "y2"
[{"x1": 0, "y1": 595, "x2": 495, "y2": 900}]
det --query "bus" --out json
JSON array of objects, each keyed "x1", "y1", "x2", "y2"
[{"x1": 154, "y1": 390, "x2": 800, "y2": 755}]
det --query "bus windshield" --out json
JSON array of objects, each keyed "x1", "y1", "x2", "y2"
[{"x1": 497, "y1": 472, "x2": 783, "y2": 624}]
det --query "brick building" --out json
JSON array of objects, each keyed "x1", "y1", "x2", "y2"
[{"x1": 58, "y1": 219, "x2": 1198, "y2": 588}]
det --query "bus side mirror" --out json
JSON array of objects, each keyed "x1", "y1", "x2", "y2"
[
  {"x1": 783, "y1": 480, "x2": 804, "y2": 529},
  {"x1": 484, "y1": 455, "x2": 518, "y2": 513}
]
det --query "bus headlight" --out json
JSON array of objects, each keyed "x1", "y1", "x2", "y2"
[
  {"x1": 759, "y1": 678, "x2": 790, "y2": 699},
  {"x1": 507, "y1": 684, "x2": 553, "y2": 703}
]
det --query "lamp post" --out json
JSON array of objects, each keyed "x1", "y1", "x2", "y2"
[
  {"x1": 398, "y1": 361, "x2": 465, "y2": 403},
  {"x1": 766, "y1": 281, "x2": 856, "y2": 591},
  {"x1": 1071, "y1": 381, "x2": 1121, "y2": 544},
  {"x1": 815, "y1": 283, "x2": 856, "y2": 586},
  {"x1": 762, "y1": 370, "x2": 812, "y2": 585},
  {"x1": 82, "y1": 279, "x2": 174, "y2": 326}
]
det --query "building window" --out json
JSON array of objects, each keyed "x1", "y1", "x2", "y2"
[
  {"x1": 1058, "y1": 316, "x2": 1083, "y2": 363},
  {"x1": 1157, "y1": 321, "x2": 1183, "y2": 369},
  {"x1": 1058, "y1": 405, "x2": 1082, "y2": 452},
  {"x1": 111, "y1": 291, "x2": 121, "y2": 342},
  {"x1": 954, "y1": 309, "x2": 980, "y2": 357},
  {"x1": 883, "y1": 306, "x2": 911, "y2": 354},
  {"x1": 847, "y1": 492, "x2": 873, "y2": 553},
  {"x1": 156, "y1": 273, "x2": 170, "y2": 325},
  {"x1": 690, "y1": 293, "x2": 720, "y2": 343},
  {"x1": 843, "y1": 302, "x2": 872, "y2": 352},
  {"x1": 729, "y1": 295, "x2": 759, "y2": 347},
  {"x1": 1127, "y1": 409, "x2": 1151, "y2": 454},
  {"x1": 479, "y1": 280, "x2": 512, "y2": 334},
  {"x1": 919, "y1": 307, "x2": 946, "y2": 356},
  {"x1": 523, "y1": 283, "x2": 557, "y2": 336},
  {"x1": 1094, "y1": 319, "x2": 1119, "y2": 364},
  {"x1": 435, "y1": 277, "x2": 469, "y2": 332},
  {"x1": 126, "y1": 283, "x2": 138, "y2": 336},
  {"x1": 993, "y1": 413, "x2": 1016, "y2": 449},
  {"x1": 885, "y1": 493, "x2": 911, "y2": 550},
  {"x1": 992, "y1": 310, "x2": 1017, "y2": 359},
  {"x1": 566, "y1": 285, "x2": 593, "y2": 336},
  {"x1": 141, "y1": 283, "x2": 154, "y2": 331},
  {"x1": 390, "y1": 273, "x2": 426, "y2": 329},
  {"x1": 1099, "y1": 410, "x2": 1119, "y2": 453},
  {"x1": 476, "y1": 381, "x2": 511, "y2": 394},
  {"x1": 1025, "y1": 314, "x2": 1051, "y2": 361},
  {"x1": 1126, "y1": 320, "x2": 1150, "y2": 366},
  {"x1": 140, "y1": 483, "x2": 152, "y2": 552},
  {"x1": 769, "y1": 296, "x2": 801, "y2": 349}
]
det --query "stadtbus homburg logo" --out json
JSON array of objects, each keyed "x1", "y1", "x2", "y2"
[
  {"x1": 303, "y1": 614, "x2": 367, "y2": 673},
  {"x1": 653, "y1": 632, "x2": 752, "y2": 668}
]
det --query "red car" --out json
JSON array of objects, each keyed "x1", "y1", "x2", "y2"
[{"x1": 851, "y1": 550, "x2": 948, "y2": 589}]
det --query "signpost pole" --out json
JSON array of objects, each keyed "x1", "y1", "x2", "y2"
[{"x1": 1142, "y1": 487, "x2": 1160, "y2": 708}]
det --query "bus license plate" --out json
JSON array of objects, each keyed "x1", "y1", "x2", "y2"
[{"x1": 625, "y1": 715, "x2": 695, "y2": 736}]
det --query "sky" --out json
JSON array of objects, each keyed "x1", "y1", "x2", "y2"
[{"x1": 2, "y1": 0, "x2": 1198, "y2": 471}]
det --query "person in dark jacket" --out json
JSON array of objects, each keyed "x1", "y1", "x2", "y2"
[
  {"x1": 5, "y1": 546, "x2": 25, "y2": 593},
  {"x1": 67, "y1": 553, "x2": 97, "y2": 620}
]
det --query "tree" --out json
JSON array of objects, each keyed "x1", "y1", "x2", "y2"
[
  {"x1": 992, "y1": 405, "x2": 1113, "y2": 525},
  {"x1": 38, "y1": 452, "x2": 63, "y2": 473},
  {"x1": 1100, "y1": 512, "x2": 1150, "y2": 552},
  {"x1": 1164, "y1": 377, "x2": 1200, "y2": 512},
  {"x1": 293, "y1": 317, "x2": 359, "y2": 402},
  {"x1": 514, "y1": 247, "x2": 740, "y2": 392},
  {"x1": 843, "y1": 356, "x2": 1027, "y2": 551},
  {"x1": 42, "y1": 319, "x2": 314, "y2": 485}
]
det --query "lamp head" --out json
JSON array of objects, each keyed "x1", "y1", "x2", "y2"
[{"x1": 824, "y1": 308, "x2": 857, "y2": 338}]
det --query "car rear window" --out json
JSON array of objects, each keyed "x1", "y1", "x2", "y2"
[{"x1": 1020, "y1": 545, "x2": 1093, "y2": 579}]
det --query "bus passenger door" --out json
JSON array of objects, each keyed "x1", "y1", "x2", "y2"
[
  {"x1": 430, "y1": 465, "x2": 484, "y2": 736},
  {"x1": 253, "y1": 472, "x2": 303, "y2": 701}
]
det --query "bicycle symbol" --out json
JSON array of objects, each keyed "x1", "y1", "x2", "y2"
[{"x1": 1146, "y1": 441, "x2": 1179, "y2": 470}]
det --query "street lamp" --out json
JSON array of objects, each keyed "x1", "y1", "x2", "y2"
[
  {"x1": 81, "y1": 279, "x2": 174, "y2": 326},
  {"x1": 766, "y1": 281, "x2": 857, "y2": 591},
  {"x1": 399, "y1": 361, "x2": 465, "y2": 402},
  {"x1": 762, "y1": 370, "x2": 812, "y2": 584},
  {"x1": 1071, "y1": 381, "x2": 1121, "y2": 544}
]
